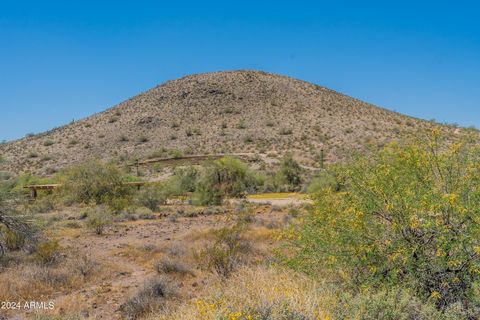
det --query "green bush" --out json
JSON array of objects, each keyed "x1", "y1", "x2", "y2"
[
  {"x1": 35, "y1": 240, "x2": 61, "y2": 264},
  {"x1": 167, "y1": 166, "x2": 199, "y2": 196},
  {"x1": 3, "y1": 228, "x2": 25, "y2": 251},
  {"x1": 276, "y1": 154, "x2": 303, "y2": 191},
  {"x1": 86, "y1": 209, "x2": 112, "y2": 235},
  {"x1": 134, "y1": 184, "x2": 168, "y2": 211},
  {"x1": 58, "y1": 160, "x2": 132, "y2": 209},
  {"x1": 305, "y1": 171, "x2": 338, "y2": 194},
  {"x1": 292, "y1": 132, "x2": 480, "y2": 312},
  {"x1": 335, "y1": 287, "x2": 441, "y2": 320},
  {"x1": 194, "y1": 157, "x2": 260, "y2": 205},
  {"x1": 197, "y1": 225, "x2": 250, "y2": 277}
]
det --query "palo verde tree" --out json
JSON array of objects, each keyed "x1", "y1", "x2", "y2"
[{"x1": 293, "y1": 130, "x2": 480, "y2": 312}]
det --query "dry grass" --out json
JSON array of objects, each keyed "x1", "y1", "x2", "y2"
[
  {"x1": 152, "y1": 265, "x2": 335, "y2": 320},
  {"x1": 0, "y1": 254, "x2": 101, "y2": 301}
]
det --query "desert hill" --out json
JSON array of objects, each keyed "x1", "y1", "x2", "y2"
[{"x1": 0, "y1": 70, "x2": 449, "y2": 175}]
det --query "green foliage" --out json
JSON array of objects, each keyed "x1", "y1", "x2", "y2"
[
  {"x1": 305, "y1": 171, "x2": 338, "y2": 194},
  {"x1": 85, "y1": 209, "x2": 112, "y2": 235},
  {"x1": 292, "y1": 132, "x2": 480, "y2": 312},
  {"x1": 15, "y1": 172, "x2": 55, "y2": 190},
  {"x1": 197, "y1": 225, "x2": 250, "y2": 277},
  {"x1": 134, "y1": 184, "x2": 168, "y2": 211},
  {"x1": 194, "y1": 157, "x2": 260, "y2": 205},
  {"x1": 334, "y1": 287, "x2": 441, "y2": 320},
  {"x1": 167, "y1": 166, "x2": 199, "y2": 195},
  {"x1": 276, "y1": 154, "x2": 303, "y2": 191},
  {"x1": 3, "y1": 228, "x2": 25, "y2": 251},
  {"x1": 35, "y1": 240, "x2": 60, "y2": 264},
  {"x1": 58, "y1": 160, "x2": 132, "y2": 209}
]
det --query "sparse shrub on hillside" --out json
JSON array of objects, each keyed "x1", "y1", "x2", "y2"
[
  {"x1": 169, "y1": 149, "x2": 183, "y2": 159},
  {"x1": 236, "y1": 120, "x2": 247, "y2": 129},
  {"x1": 58, "y1": 160, "x2": 132, "y2": 209},
  {"x1": 43, "y1": 140, "x2": 55, "y2": 147},
  {"x1": 28, "y1": 151, "x2": 39, "y2": 158},
  {"x1": 279, "y1": 127, "x2": 293, "y2": 135},
  {"x1": 137, "y1": 135, "x2": 149, "y2": 143},
  {"x1": 292, "y1": 131, "x2": 480, "y2": 313},
  {"x1": 194, "y1": 157, "x2": 260, "y2": 205},
  {"x1": 119, "y1": 135, "x2": 129, "y2": 142}
]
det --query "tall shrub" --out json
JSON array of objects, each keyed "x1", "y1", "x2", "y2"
[
  {"x1": 59, "y1": 160, "x2": 132, "y2": 208},
  {"x1": 293, "y1": 131, "x2": 480, "y2": 311}
]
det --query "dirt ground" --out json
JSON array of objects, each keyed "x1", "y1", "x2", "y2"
[{"x1": 2, "y1": 201, "x2": 294, "y2": 320}]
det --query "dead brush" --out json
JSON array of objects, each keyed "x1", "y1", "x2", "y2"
[
  {"x1": 120, "y1": 277, "x2": 175, "y2": 320},
  {"x1": 155, "y1": 258, "x2": 194, "y2": 276},
  {"x1": 196, "y1": 225, "x2": 251, "y2": 278}
]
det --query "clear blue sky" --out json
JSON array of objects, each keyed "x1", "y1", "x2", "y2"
[{"x1": 1, "y1": 0, "x2": 479, "y2": 142}]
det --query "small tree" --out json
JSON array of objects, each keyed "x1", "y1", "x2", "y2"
[
  {"x1": 59, "y1": 160, "x2": 132, "y2": 209},
  {"x1": 293, "y1": 131, "x2": 480, "y2": 311},
  {"x1": 194, "y1": 157, "x2": 259, "y2": 205}
]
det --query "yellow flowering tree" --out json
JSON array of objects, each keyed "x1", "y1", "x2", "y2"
[{"x1": 294, "y1": 131, "x2": 480, "y2": 310}]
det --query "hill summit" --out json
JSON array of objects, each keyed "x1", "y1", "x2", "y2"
[{"x1": 0, "y1": 70, "x2": 439, "y2": 175}]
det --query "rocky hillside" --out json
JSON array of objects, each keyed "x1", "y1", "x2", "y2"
[{"x1": 0, "y1": 70, "x2": 451, "y2": 175}]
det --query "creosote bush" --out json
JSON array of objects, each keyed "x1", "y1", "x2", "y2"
[{"x1": 293, "y1": 131, "x2": 480, "y2": 314}]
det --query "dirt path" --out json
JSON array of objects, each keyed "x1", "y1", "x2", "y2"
[{"x1": 54, "y1": 214, "x2": 224, "y2": 319}]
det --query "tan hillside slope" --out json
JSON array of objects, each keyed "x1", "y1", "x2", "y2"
[{"x1": 0, "y1": 70, "x2": 449, "y2": 175}]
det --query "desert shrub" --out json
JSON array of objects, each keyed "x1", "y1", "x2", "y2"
[
  {"x1": 194, "y1": 157, "x2": 260, "y2": 205},
  {"x1": 137, "y1": 135, "x2": 149, "y2": 143},
  {"x1": 198, "y1": 225, "x2": 250, "y2": 277},
  {"x1": 276, "y1": 154, "x2": 303, "y2": 191},
  {"x1": 305, "y1": 171, "x2": 338, "y2": 194},
  {"x1": 27, "y1": 195, "x2": 56, "y2": 214},
  {"x1": 121, "y1": 278, "x2": 174, "y2": 320},
  {"x1": 279, "y1": 127, "x2": 293, "y2": 135},
  {"x1": 292, "y1": 132, "x2": 480, "y2": 312},
  {"x1": 43, "y1": 139, "x2": 55, "y2": 146},
  {"x1": 134, "y1": 184, "x2": 168, "y2": 211},
  {"x1": 58, "y1": 160, "x2": 132, "y2": 209},
  {"x1": 85, "y1": 209, "x2": 112, "y2": 235},
  {"x1": 334, "y1": 287, "x2": 441, "y2": 320},
  {"x1": 73, "y1": 255, "x2": 97, "y2": 278},
  {"x1": 35, "y1": 240, "x2": 61, "y2": 264},
  {"x1": 167, "y1": 166, "x2": 199, "y2": 196},
  {"x1": 0, "y1": 183, "x2": 34, "y2": 257},
  {"x1": 155, "y1": 259, "x2": 193, "y2": 276},
  {"x1": 3, "y1": 228, "x2": 25, "y2": 250}
]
